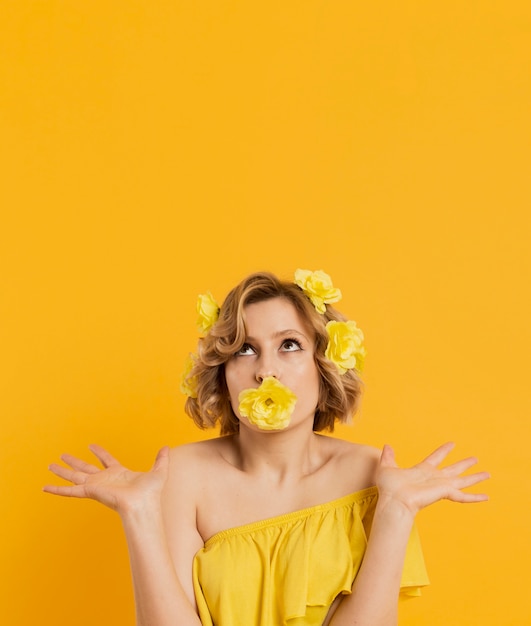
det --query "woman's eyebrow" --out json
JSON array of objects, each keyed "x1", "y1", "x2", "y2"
[
  {"x1": 274, "y1": 329, "x2": 307, "y2": 338},
  {"x1": 245, "y1": 329, "x2": 308, "y2": 342}
]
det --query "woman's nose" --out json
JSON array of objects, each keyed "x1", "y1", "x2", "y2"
[
  {"x1": 256, "y1": 370, "x2": 278, "y2": 383},
  {"x1": 255, "y1": 355, "x2": 279, "y2": 383}
]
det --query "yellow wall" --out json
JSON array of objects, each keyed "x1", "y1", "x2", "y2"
[{"x1": 1, "y1": 2, "x2": 529, "y2": 624}]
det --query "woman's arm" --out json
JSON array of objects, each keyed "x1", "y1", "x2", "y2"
[
  {"x1": 44, "y1": 445, "x2": 202, "y2": 626},
  {"x1": 327, "y1": 442, "x2": 489, "y2": 626}
]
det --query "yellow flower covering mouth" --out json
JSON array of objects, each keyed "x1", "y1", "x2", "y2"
[{"x1": 238, "y1": 377, "x2": 297, "y2": 431}]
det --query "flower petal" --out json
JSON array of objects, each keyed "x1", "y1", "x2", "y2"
[
  {"x1": 294, "y1": 269, "x2": 342, "y2": 313},
  {"x1": 325, "y1": 320, "x2": 366, "y2": 374},
  {"x1": 197, "y1": 291, "x2": 220, "y2": 335},
  {"x1": 238, "y1": 377, "x2": 297, "y2": 430},
  {"x1": 180, "y1": 353, "x2": 198, "y2": 398}
]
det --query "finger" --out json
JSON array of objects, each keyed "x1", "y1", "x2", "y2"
[
  {"x1": 379, "y1": 444, "x2": 398, "y2": 469},
  {"x1": 152, "y1": 446, "x2": 170, "y2": 472},
  {"x1": 48, "y1": 463, "x2": 87, "y2": 485},
  {"x1": 60, "y1": 454, "x2": 100, "y2": 474},
  {"x1": 89, "y1": 444, "x2": 121, "y2": 468},
  {"x1": 42, "y1": 484, "x2": 88, "y2": 498},
  {"x1": 442, "y1": 456, "x2": 479, "y2": 477},
  {"x1": 455, "y1": 471, "x2": 491, "y2": 490},
  {"x1": 421, "y1": 442, "x2": 455, "y2": 467},
  {"x1": 446, "y1": 488, "x2": 489, "y2": 504}
]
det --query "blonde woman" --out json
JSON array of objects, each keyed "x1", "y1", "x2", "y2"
[{"x1": 45, "y1": 270, "x2": 489, "y2": 626}]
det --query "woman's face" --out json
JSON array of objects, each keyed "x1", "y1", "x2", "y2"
[{"x1": 225, "y1": 297, "x2": 320, "y2": 431}]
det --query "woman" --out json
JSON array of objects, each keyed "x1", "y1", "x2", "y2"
[{"x1": 44, "y1": 270, "x2": 489, "y2": 626}]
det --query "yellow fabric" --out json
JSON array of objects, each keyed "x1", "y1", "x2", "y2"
[{"x1": 193, "y1": 486, "x2": 429, "y2": 625}]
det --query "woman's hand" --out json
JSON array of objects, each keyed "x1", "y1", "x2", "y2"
[
  {"x1": 43, "y1": 444, "x2": 170, "y2": 516},
  {"x1": 375, "y1": 442, "x2": 490, "y2": 516}
]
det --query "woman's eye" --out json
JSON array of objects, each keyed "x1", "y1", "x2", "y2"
[
  {"x1": 236, "y1": 343, "x2": 255, "y2": 356},
  {"x1": 280, "y1": 339, "x2": 302, "y2": 352}
]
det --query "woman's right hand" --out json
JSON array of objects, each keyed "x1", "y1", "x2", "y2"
[{"x1": 43, "y1": 444, "x2": 170, "y2": 516}]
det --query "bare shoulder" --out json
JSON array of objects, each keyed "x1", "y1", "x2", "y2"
[
  {"x1": 318, "y1": 435, "x2": 381, "y2": 490},
  {"x1": 318, "y1": 433, "x2": 381, "y2": 462},
  {"x1": 163, "y1": 438, "x2": 231, "y2": 537},
  {"x1": 166, "y1": 437, "x2": 233, "y2": 493}
]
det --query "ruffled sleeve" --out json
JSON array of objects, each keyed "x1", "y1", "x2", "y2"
[
  {"x1": 399, "y1": 522, "x2": 430, "y2": 597},
  {"x1": 358, "y1": 491, "x2": 430, "y2": 598}
]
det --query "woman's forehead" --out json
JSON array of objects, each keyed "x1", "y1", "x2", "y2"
[{"x1": 242, "y1": 297, "x2": 313, "y2": 337}]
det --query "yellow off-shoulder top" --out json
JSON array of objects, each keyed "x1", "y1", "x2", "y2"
[{"x1": 193, "y1": 486, "x2": 429, "y2": 625}]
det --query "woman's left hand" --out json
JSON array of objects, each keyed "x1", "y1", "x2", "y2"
[{"x1": 375, "y1": 442, "x2": 490, "y2": 516}]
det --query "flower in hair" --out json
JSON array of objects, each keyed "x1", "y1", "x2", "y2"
[
  {"x1": 238, "y1": 377, "x2": 297, "y2": 431},
  {"x1": 294, "y1": 269, "x2": 342, "y2": 314},
  {"x1": 325, "y1": 320, "x2": 366, "y2": 374},
  {"x1": 180, "y1": 353, "x2": 198, "y2": 398},
  {"x1": 197, "y1": 291, "x2": 220, "y2": 335}
]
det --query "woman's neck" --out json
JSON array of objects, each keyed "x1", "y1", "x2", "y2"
[{"x1": 232, "y1": 425, "x2": 326, "y2": 484}]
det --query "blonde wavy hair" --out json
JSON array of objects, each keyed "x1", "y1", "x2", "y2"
[{"x1": 184, "y1": 272, "x2": 363, "y2": 435}]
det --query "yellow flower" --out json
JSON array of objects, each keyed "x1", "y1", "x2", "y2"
[
  {"x1": 325, "y1": 320, "x2": 366, "y2": 374},
  {"x1": 294, "y1": 269, "x2": 342, "y2": 314},
  {"x1": 197, "y1": 291, "x2": 220, "y2": 335},
  {"x1": 238, "y1": 377, "x2": 297, "y2": 431},
  {"x1": 180, "y1": 353, "x2": 198, "y2": 398}
]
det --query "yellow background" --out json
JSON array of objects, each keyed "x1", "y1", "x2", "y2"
[{"x1": 1, "y1": 2, "x2": 530, "y2": 624}]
